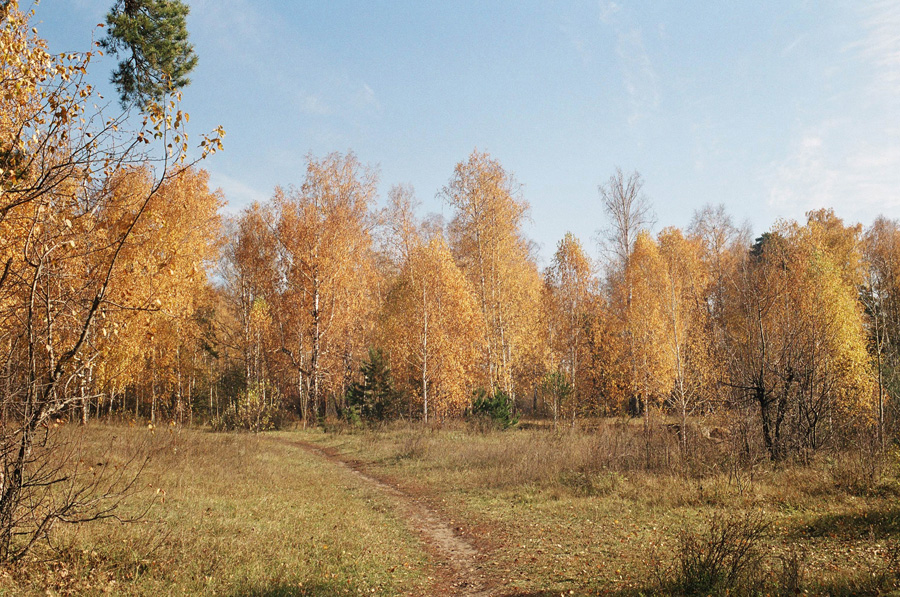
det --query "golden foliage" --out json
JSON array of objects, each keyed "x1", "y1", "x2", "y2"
[
  {"x1": 544, "y1": 232, "x2": 595, "y2": 417},
  {"x1": 443, "y1": 150, "x2": 543, "y2": 399},
  {"x1": 381, "y1": 236, "x2": 485, "y2": 420}
]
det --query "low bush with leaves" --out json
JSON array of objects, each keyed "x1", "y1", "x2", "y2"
[
  {"x1": 469, "y1": 388, "x2": 518, "y2": 430},
  {"x1": 211, "y1": 384, "x2": 284, "y2": 432}
]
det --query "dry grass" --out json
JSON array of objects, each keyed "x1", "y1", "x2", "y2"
[
  {"x1": 310, "y1": 419, "x2": 900, "y2": 595},
  {"x1": 0, "y1": 423, "x2": 433, "y2": 596},
  {"x1": 4, "y1": 420, "x2": 900, "y2": 595}
]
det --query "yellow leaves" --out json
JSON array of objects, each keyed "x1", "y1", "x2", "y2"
[
  {"x1": 626, "y1": 232, "x2": 676, "y2": 400},
  {"x1": 381, "y1": 236, "x2": 485, "y2": 419},
  {"x1": 800, "y1": 246, "x2": 874, "y2": 417},
  {"x1": 443, "y1": 150, "x2": 542, "y2": 396},
  {"x1": 724, "y1": 216, "x2": 876, "y2": 452},
  {"x1": 198, "y1": 125, "x2": 225, "y2": 158}
]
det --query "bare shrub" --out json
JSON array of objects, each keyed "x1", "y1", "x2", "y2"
[
  {"x1": 673, "y1": 510, "x2": 770, "y2": 595},
  {"x1": 584, "y1": 418, "x2": 683, "y2": 473},
  {"x1": 396, "y1": 429, "x2": 428, "y2": 460},
  {"x1": 0, "y1": 425, "x2": 150, "y2": 561},
  {"x1": 774, "y1": 546, "x2": 805, "y2": 595}
]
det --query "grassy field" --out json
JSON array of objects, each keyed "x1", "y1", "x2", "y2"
[
  {"x1": 3, "y1": 420, "x2": 900, "y2": 595},
  {"x1": 304, "y1": 421, "x2": 900, "y2": 595},
  {"x1": 1, "y1": 424, "x2": 432, "y2": 596}
]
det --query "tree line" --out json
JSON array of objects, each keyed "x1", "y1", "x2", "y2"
[
  {"x1": 211, "y1": 152, "x2": 899, "y2": 465},
  {"x1": 4, "y1": 0, "x2": 900, "y2": 494}
]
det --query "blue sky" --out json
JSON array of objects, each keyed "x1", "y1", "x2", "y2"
[{"x1": 37, "y1": 1, "x2": 900, "y2": 264}]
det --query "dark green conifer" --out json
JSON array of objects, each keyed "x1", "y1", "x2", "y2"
[
  {"x1": 346, "y1": 348, "x2": 402, "y2": 422},
  {"x1": 100, "y1": 0, "x2": 198, "y2": 108}
]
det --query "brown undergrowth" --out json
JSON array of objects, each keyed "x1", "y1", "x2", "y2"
[{"x1": 3, "y1": 419, "x2": 900, "y2": 596}]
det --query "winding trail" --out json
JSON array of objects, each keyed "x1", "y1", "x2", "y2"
[{"x1": 288, "y1": 440, "x2": 496, "y2": 596}]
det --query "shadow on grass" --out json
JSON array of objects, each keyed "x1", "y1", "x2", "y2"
[
  {"x1": 228, "y1": 581, "x2": 363, "y2": 597},
  {"x1": 801, "y1": 506, "x2": 900, "y2": 540},
  {"x1": 500, "y1": 589, "x2": 651, "y2": 596}
]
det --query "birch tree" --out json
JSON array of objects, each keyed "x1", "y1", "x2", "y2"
[
  {"x1": 544, "y1": 232, "x2": 595, "y2": 424},
  {"x1": 381, "y1": 236, "x2": 484, "y2": 421},
  {"x1": 272, "y1": 153, "x2": 379, "y2": 420},
  {"x1": 442, "y1": 150, "x2": 542, "y2": 402}
]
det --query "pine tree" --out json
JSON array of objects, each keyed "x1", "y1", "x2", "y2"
[
  {"x1": 100, "y1": 0, "x2": 198, "y2": 107},
  {"x1": 346, "y1": 348, "x2": 401, "y2": 422}
]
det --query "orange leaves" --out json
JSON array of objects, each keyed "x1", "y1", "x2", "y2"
[
  {"x1": 226, "y1": 152, "x2": 380, "y2": 416},
  {"x1": 85, "y1": 166, "x2": 221, "y2": 389},
  {"x1": 544, "y1": 232, "x2": 595, "y2": 416},
  {"x1": 443, "y1": 150, "x2": 543, "y2": 398},
  {"x1": 380, "y1": 237, "x2": 485, "y2": 420}
]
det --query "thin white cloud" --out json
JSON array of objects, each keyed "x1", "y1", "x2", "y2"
[
  {"x1": 70, "y1": 0, "x2": 107, "y2": 21},
  {"x1": 594, "y1": 2, "x2": 660, "y2": 126},
  {"x1": 558, "y1": 17, "x2": 592, "y2": 65},
  {"x1": 189, "y1": 0, "x2": 269, "y2": 55},
  {"x1": 768, "y1": 127, "x2": 900, "y2": 221},
  {"x1": 208, "y1": 172, "x2": 269, "y2": 212},
  {"x1": 615, "y1": 28, "x2": 660, "y2": 125},
  {"x1": 599, "y1": 2, "x2": 621, "y2": 24},
  {"x1": 768, "y1": 130, "x2": 838, "y2": 215},
  {"x1": 299, "y1": 93, "x2": 332, "y2": 115},
  {"x1": 690, "y1": 118, "x2": 722, "y2": 173},
  {"x1": 767, "y1": 1, "x2": 900, "y2": 223},
  {"x1": 856, "y1": 0, "x2": 900, "y2": 92},
  {"x1": 781, "y1": 35, "x2": 805, "y2": 57},
  {"x1": 658, "y1": 23, "x2": 669, "y2": 41},
  {"x1": 294, "y1": 79, "x2": 381, "y2": 117},
  {"x1": 801, "y1": 136, "x2": 822, "y2": 150},
  {"x1": 355, "y1": 83, "x2": 381, "y2": 111}
]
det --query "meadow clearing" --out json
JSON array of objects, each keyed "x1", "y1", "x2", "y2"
[
  {"x1": 3, "y1": 420, "x2": 900, "y2": 596},
  {"x1": 6, "y1": 4, "x2": 900, "y2": 596}
]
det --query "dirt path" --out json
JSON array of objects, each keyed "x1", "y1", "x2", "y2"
[{"x1": 289, "y1": 440, "x2": 496, "y2": 597}]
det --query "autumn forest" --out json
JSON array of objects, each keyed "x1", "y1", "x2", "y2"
[
  {"x1": 213, "y1": 150, "x2": 897, "y2": 463},
  {"x1": 4, "y1": 2, "x2": 900, "y2": 594}
]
